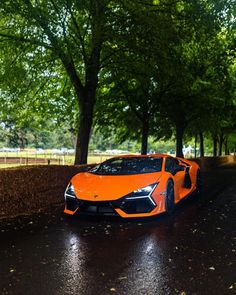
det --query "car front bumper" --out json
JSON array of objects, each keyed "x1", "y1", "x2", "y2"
[{"x1": 64, "y1": 195, "x2": 163, "y2": 218}]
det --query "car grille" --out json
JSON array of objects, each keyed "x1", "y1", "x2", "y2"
[
  {"x1": 78, "y1": 200, "x2": 117, "y2": 216},
  {"x1": 66, "y1": 197, "x2": 78, "y2": 211},
  {"x1": 113, "y1": 197, "x2": 156, "y2": 214}
]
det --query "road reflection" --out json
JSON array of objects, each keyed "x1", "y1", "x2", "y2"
[
  {"x1": 56, "y1": 195, "x2": 202, "y2": 294},
  {"x1": 58, "y1": 233, "x2": 89, "y2": 294}
]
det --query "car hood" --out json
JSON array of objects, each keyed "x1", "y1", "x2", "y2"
[{"x1": 71, "y1": 172, "x2": 162, "y2": 201}]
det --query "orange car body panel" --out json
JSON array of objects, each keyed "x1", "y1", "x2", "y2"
[
  {"x1": 64, "y1": 154, "x2": 200, "y2": 218},
  {"x1": 71, "y1": 172, "x2": 162, "y2": 201}
]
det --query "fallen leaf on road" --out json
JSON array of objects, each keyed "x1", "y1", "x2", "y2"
[{"x1": 118, "y1": 276, "x2": 127, "y2": 281}]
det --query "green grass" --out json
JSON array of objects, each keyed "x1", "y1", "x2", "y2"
[
  {"x1": 0, "y1": 154, "x2": 112, "y2": 169},
  {"x1": 0, "y1": 151, "x2": 58, "y2": 158},
  {"x1": 0, "y1": 164, "x2": 24, "y2": 169}
]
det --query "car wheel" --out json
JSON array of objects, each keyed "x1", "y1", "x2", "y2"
[
  {"x1": 165, "y1": 180, "x2": 175, "y2": 215},
  {"x1": 196, "y1": 170, "x2": 202, "y2": 195}
]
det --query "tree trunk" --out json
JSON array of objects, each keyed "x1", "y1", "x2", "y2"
[
  {"x1": 213, "y1": 136, "x2": 217, "y2": 156},
  {"x1": 74, "y1": 94, "x2": 95, "y2": 165},
  {"x1": 176, "y1": 123, "x2": 185, "y2": 158},
  {"x1": 194, "y1": 133, "x2": 197, "y2": 158},
  {"x1": 218, "y1": 134, "x2": 224, "y2": 156},
  {"x1": 224, "y1": 138, "x2": 228, "y2": 155},
  {"x1": 141, "y1": 121, "x2": 149, "y2": 155},
  {"x1": 199, "y1": 132, "x2": 204, "y2": 157}
]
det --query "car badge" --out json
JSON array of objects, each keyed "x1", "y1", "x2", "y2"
[{"x1": 93, "y1": 194, "x2": 99, "y2": 199}]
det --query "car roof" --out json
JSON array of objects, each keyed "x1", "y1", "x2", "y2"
[{"x1": 108, "y1": 154, "x2": 171, "y2": 159}]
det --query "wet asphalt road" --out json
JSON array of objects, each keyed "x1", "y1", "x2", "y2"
[{"x1": 0, "y1": 164, "x2": 235, "y2": 295}]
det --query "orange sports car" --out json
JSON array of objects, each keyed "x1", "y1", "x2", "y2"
[{"x1": 64, "y1": 154, "x2": 200, "y2": 218}]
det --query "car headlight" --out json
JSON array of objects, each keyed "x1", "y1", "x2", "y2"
[
  {"x1": 125, "y1": 183, "x2": 158, "y2": 206},
  {"x1": 65, "y1": 183, "x2": 76, "y2": 199}
]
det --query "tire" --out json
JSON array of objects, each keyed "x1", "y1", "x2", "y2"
[
  {"x1": 165, "y1": 180, "x2": 175, "y2": 215},
  {"x1": 196, "y1": 170, "x2": 202, "y2": 195}
]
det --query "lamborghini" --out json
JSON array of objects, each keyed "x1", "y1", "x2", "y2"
[{"x1": 64, "y1": 154, "x2": 200, "y2": 218}]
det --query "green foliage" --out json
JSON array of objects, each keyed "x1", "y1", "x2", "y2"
[{"x1": 0, "y1": 0, "x2": 235, "y2": 157}]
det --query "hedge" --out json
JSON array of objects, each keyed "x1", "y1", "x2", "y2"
[
  {"x1": 0, "y1": 164, "x2": 95, "y2": 219},
  {"x1": 192, "y1": 155, "x2": 236, "y2": 171}
]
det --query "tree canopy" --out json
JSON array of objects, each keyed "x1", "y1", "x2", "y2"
[{"x1": 0, "y1": 0, "x2": 235, "y2": 162}]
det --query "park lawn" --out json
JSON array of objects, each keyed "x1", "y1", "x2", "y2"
[
  {"x1": 0, "y1": 154, "x2": 111, "y2": 169},
  {"x1": 0, "y1": 151, "x2": 60, "y2": 158},
  {"x1": 0, "y1": 164, "x2": 25, "y2": 168}
]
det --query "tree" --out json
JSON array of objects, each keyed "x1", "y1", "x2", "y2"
[
  {"x1": 0, "y1": 0, "x2": 235, "y2": 161},
  {"x1": 158, "y1": 0, "x2": 236, "y2": 157},
  {"x1": 95, "y1": 0, "x2": 185, "y2": 154},
  {"x1": 0, "y1": 0, "x2": 122, "y2": 164}
]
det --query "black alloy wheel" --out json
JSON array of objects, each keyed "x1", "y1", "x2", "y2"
[{"x1": 165, "y1": 180, "x2": 175, "y2": 215}]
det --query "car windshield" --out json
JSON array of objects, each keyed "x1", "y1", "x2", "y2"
[{"x1": 89, "y1": 157, "x2": 163, "y2": 175}]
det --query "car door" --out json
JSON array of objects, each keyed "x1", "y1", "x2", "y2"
[{"x1": 165, "y1": 157, "x2": 185, "y2": 202}]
